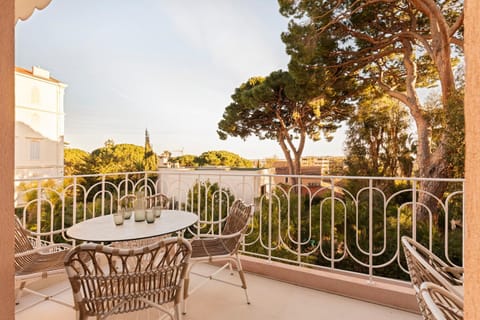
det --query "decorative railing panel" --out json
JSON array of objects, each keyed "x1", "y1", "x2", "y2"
[{"x1": 14, "y1": 170, "x2": 464, "y2": 282}]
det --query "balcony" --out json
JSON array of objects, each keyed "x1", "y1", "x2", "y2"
[{"x1": 14, "y1": 169, "x2": 463, "y2": 318}]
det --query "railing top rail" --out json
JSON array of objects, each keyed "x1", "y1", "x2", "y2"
[
  {"x1": 15, "y1": 170, "x2": 465, "y2": 184},
  {"x1": 15, "y1": 171, "x2": 160, "y2": 182}
]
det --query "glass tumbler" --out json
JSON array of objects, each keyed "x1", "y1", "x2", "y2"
[
  {"x1": 113, "y1": 212, "x2": 124, "y2": 225},
  {"x1": 134, "y1": 209, "x2": 145, "y2": 222},
  {"x1": 153, "y1": 206, "x2": 162, "y2": 218},
  {"x1": 123, "y1": 207, "x2": 133, "y2": 219},
  {"x1": 145, "y1": 209, "x2": 155, "y2": 223}
]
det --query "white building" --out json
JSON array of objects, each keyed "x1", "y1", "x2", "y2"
[
  {"x1": 14, "y1": 66, "x2": 67, "y2": 179},
  {"x1": 158, "y1": 167, "x2": 274, "y2": 205}
]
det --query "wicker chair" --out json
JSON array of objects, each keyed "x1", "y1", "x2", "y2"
[
  {"x1": 183, "y1": 199, "x2": 254, "y2": 313},
  {"x1": 119, "y1": 194, "x2": 136, "y2": 210},
  {"x1": 118, "y1": 193, "x2": 170, "y2": 211},
  {"x1": 420, "y1": 282, "x2": 464, "y2": 320},
  {"x1": 14, "y1": 215, "x2": 73, "y2": 312},
  {"x1": 146, "y1": 193, "x2": 170, "y2": 209},
  {"x1": 64, "y1": 237, "x2": 192, "y2": 320},
  {"x1": 401, "y1": 236, "x2": 464, "y2": 318}
]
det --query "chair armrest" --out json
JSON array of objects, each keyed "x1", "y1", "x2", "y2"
[
  {"x1": 193, "y1": 231, "x2": 244, "y2": 240},
  {"x1": 440, "y1": 266, "x2": 464, "y2": 281},
  {"x1": 15, "y1": 243, "x2": 72, "y2": 258},
  {"x1": 27, "y1": 236, "x2": 61, "y2": 248}
]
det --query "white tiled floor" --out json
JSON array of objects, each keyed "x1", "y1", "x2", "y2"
[{"x1": 15, "y1": 264, "x2": 421, "y2": 320}]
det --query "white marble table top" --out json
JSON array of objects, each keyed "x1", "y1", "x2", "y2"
[{"x1": 66, "y1": 210, "x2": 198, "y2": 242}]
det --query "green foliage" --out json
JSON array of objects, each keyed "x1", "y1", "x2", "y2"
[
  {"x1": 424, "y1": 90, "x2": 465, "y2": 178},
  {"x1": 328, "y1": 157, "x2": 347, "y2": 175},
  {"x1": 344, "y1": 95, "x2": 415, "y2": 177},
  {"x1": 143, "y1": 129, "x2": 158, "y2": 171},
  {"x1": 249, "y1": 186, "x2": 463, "y2": 279},
  {"x1": 89, "y1": 142, "x2": 145, "y2": 173},
  {"x1": 15, "y1": 179, "x2": 89, "y2": 243},
  {"x1": 444, "y1": 90, "x2": 465, "y2": 178},
  {"x1": 279, "y1": 0, "x2": 461, "y2": 92},
  {"x1": 185, "y1": 181, "x2": 235, "y2": 236},
  {"x1": 64, "y1": 140, "x2": 159, "y2": 175},
  {"x1": 64, "y1": 148, "x2": 90, "y2": 176},
  {"x1": 279, "y1": 0, "x2": 464, "y2": 182},
  {"x1": 197, "y1": 150, "x2": 253, "y2": 167},
  {"x1": 171, "y1": 154, "x2": 198, "y2": 167},
  {"x1": 279, "y1": 1, "x2": 359, "y2": 110},
  {"x1": 218, "y1": 70, "x2": 350, "y2": 175},
  {"x1": 171, "y1": 151, "x2": 253, "y2": 168}
]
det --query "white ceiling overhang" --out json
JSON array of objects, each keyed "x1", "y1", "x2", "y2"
[{"x1": 15, "y1": 0, "x2": 52, "y2": 23}]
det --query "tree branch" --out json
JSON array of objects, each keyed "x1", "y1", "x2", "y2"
[{"x1": 449, "y1": 9, "x2": 464, "y2": 38}]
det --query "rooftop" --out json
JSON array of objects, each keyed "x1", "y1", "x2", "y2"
[{"x1": 15, "y1": 66, "x2": 63, "y2": 84}]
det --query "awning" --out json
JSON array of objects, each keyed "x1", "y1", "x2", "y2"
[{"x1": 15, "y1": 0, "x2": 52, "y2": 23}]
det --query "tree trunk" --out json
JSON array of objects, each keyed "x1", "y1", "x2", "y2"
[
  {"x1": 387, "y1": 39, "x2": 453, "y2": 220},
  {"x1": 278, "y1": 130, "x2": 307, "y2": 186},
  {"x1": 278, "y1": 137, "x2": 298, "y2": 185}
]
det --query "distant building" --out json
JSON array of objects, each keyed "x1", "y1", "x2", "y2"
[
  {"x1": 301, "y1": 156, "x2": 331, "y2": 175},
  {"x1": 15, "y1": 66, "x2": 67, "y2": 179},
  {"x1": 269, "y1": 156, "x2": 346, "y2": 185},
  {"x1": 271, "y1": 156, "x2": 344, "y2": 175}
]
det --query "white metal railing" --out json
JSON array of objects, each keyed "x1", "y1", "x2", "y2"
[{"x1": 14, "y1": 169, "x2": 464, "y2": 282}]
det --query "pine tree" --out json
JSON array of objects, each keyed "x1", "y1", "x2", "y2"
[{"x1": 143, "y1": 129, "x2": 157, "y2": 171}]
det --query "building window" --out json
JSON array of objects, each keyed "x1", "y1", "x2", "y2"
[{"x1": 30, "y1": 140, "x2": 40, "y2": 160}]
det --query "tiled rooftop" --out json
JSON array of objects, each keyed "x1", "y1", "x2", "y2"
[{"x1": 15, "y1": 263, "x2": 421, "y2": 320}]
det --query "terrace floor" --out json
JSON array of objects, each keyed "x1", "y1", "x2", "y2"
[{"x1": 15, "y1": 263, "x2": 422, "y2": 320}]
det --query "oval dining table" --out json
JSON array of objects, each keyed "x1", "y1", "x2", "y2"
[{"x1": 66, "y1": 209, "x2": 198, "y2": 243}]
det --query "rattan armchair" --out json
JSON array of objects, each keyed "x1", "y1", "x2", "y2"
[
  {"x1": 118, "y1": 193, "x2": 170, "y2": 211},
  {"x1": 64, "y1": 237, "x2": 192, "y2": 320},
  {"x1": 183, "y1": 199, "x2": 254, "y2": 313},
  {"x1": 146, "y1": 193, "x2": 171, "y2": 209},
  {"x1": 14, "y1": 215, "x2": 73, "y2": 312},
  {"x1": 420, "y1": 282, "x2": 464, "y2": 320},
  {"x1": 119, "y1": 193, "x2": 136, "y2": 209},
  {"x1": 401, "y1": 236, "x2": 463, "y2": 318}
]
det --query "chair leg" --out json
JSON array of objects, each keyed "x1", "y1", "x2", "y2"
[
  {"x1": 182, "y1": 264, "x2": 192, "y2": 315},
  {"x1": 235, "y1": 254, "x2": 250, "y2": 304},
  {"x1": 184, "y1": 256, "x2": 252, "y2": 312},
  {"x1": 228, "y1": 261, "x2": 234, "y2": 275},
  {"x1": 15, "y1": 281, "x2": 26, "y2": 304},
  {"x1": 174, "y1": 303, "x2": 182, "y2": 320}
]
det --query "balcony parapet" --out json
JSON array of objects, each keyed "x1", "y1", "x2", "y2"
[{"x1": 238, "y1": 255, "x2": 420, "y2": 314}]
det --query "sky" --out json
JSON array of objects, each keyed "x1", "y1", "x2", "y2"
[{"x1": 15, "y1": 0, "x2": 347, "y2": 159}]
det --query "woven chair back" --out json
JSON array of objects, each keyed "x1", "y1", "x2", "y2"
[
  {"x1": 119, "y1": 194, "x2": 136, "y2": 209},
  {"x1": 221, "y1": 199, "x2": 254, "y2": 253},
  {"x1": 14, "y1": 216, "x2": 35, "y2": 271},
  {"x1": 421, "y1": 282, "x2": 464, "y2": 320},
  {"x1": 64, "y1": 237, "x2": 191, "y2": 318},
  {"x1": 402, "y1": 236, "x2": 463, "y2": 319},
  {"x1": 146, "y1": 193, "x2": 170, "y2": 209}
]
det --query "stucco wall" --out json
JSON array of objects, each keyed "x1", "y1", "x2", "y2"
[{"x1": 14, "y1": 68, "x2": 66, "y2": 178}]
